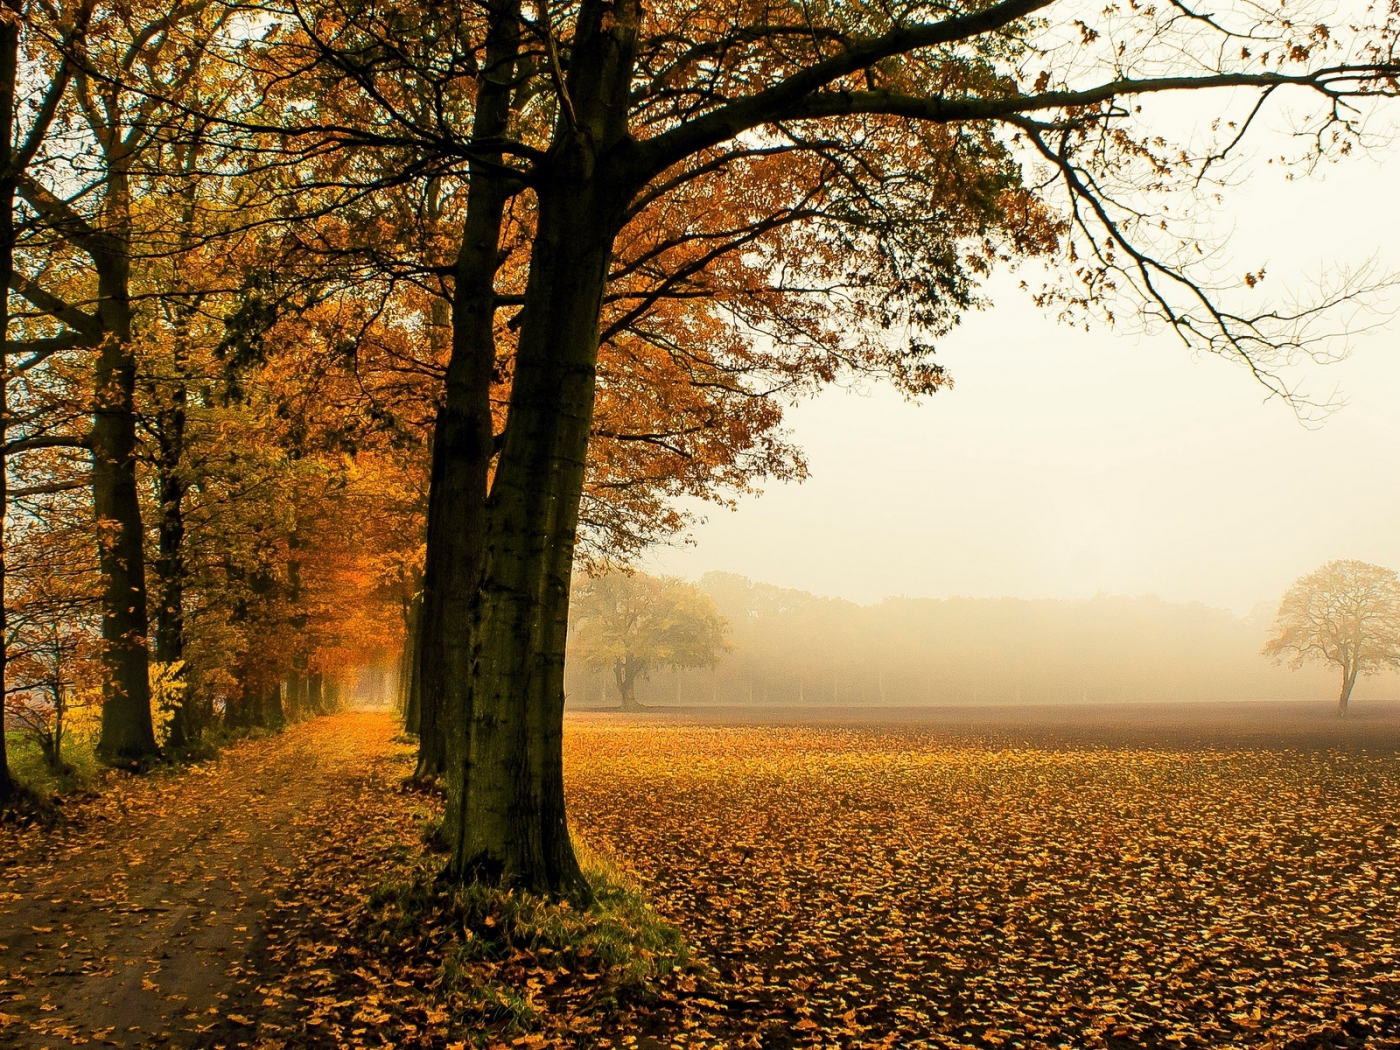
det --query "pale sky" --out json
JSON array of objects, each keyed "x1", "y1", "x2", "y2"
[{"x1": 647, "y1": 117, "x2": 1400, "y2": 615}]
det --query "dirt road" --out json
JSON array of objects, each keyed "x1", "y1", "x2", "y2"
[{"x1": 0, "y1": 714, "x2": 409, "y2": 1050}]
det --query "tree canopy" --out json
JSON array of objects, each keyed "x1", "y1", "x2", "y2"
[
  {"x1": 570, "y1": 571, "x2": 730, "y2": 710},
  {"x1": 1264, "y1": 560, "x2": 1400, "y2": 715}
]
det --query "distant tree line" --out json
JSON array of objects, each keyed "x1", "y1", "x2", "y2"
[{"x1": 567, "y1": 573, "x2": 1400, "y2": 709}]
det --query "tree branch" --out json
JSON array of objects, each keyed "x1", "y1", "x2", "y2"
[
  {"x1": 8, "y1": 275, "x2": 104, "y2": 338},
  {"x1": 634, "y1": 0, "x2": 1058, "y2": 178}
]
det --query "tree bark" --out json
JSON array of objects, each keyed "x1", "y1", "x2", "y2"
[
  {"x1": 441, "y1": 0, "x2": 642, "y2": 897},
  {"x1": 153, "y1": 351, "x2": 189, "y2": 745},
  {"x1": 91, "y1": 203, "x2": 157, "y2": 762},
  {"x1": 399, "y1": 592, "x2": 421, "y2": 732},
  {"x1": 153, "y1": 162, "x2": 203, "y2": 749},
  {"x1": 1338, "y1": 663, "x2": 1358, "y2": 716},
  {"x1": 445, "y1": 176, "x2": 633, "y2": 895},
  {"x1": 263, "y1": 679, "x2": 286, "y2": 729},
  {"x1": 613, "y1": 658, "x2": 645, "y2": 712},
  {"x1": 413, "y1": 0, "x2": 520, "y2": 785}
]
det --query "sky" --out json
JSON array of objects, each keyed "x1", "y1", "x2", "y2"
[{"x1": 647, "y1": 113, "x2": 1400, "y2": 616}]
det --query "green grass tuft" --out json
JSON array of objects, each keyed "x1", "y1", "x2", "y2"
[
  {"x1": 5, "y1": 730, "x2": 102, "y2": 797},
  {"x1": 368, "y1": 837, "x2": 695, "y2": 1034}
]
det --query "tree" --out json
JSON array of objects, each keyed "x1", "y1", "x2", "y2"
[
  {"x1": 9, "y1": 0, "x2": 238, "y2": 763},
  {"x1": 0, "y1": 0, "x2": 93, "y2": 801},
  {"x1": 1263, "y1": 560, "x2": 1400, "y2": 716},
  {"x1": 423, "y1": 0, "x2": 1397, "y2": 895},
  {"x1": 198, "y1": 0, "x2": 1400, "y2": 893},
  {"x1": 571, "y1": 572, "x2": 729, "y2": 711}
]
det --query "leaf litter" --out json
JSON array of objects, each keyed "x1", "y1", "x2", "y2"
[{"x1": 2, "y1": 712, "x2": 1399, "y2": 1050}]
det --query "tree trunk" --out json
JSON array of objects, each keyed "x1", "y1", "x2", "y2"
[
  {"x1": 440, "y1": 0, "x2": 640, "y2": 896},
  {"x1": 614, "y1": 658, "x2": 644, "y2": 712},
  {"x1": 1338, "y1": 664, "x2": 1358, "y2": 716},
  {"x1": 263, "y1": 680, "x2": 286, "y2": 729},
  {"x1": 284, "y1": 529, "x2": 313, "y2": 724},
  {"x1": 399, "y1": 593, "x2": 421, "y2": 731},
  {"x1": 224, "y1": 682, "x2": 247, "y2": 730},
  {"x1": 444, "y1": 174, "x2": 632, "y2": 896},
  {"x1": 0, "y1": 12, "x2": 16, "y2": 803},
  {"x1": 152, "y1": 161, "x2": 202, "y2": 749},
  {"x1": 245, "y1": 675, "x2": 265, "y2": 728},
  {"x1": 91, "y1": 244, "x2": 156, "y2": 762},
  {"x1": 413, "y1": 0, "x2": 520, "y2": 785},
  {"x1": 153, "y1": 376, "x2": 189, "y2": 745}
]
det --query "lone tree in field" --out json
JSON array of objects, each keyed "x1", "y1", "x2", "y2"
[
  {"x1": 571, "y1": 573, "x2": 729, "y2": 711},
  {"x1": 1263, "y1": 561, "x2": 1400, "y2": 715}
]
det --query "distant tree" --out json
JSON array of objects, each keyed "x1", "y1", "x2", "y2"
[
  {"x1": 571, "y1": 574, "x2": 729, "y2": 712},
  {"x1": 1263, "y1": 561, "x2": 1400, "y2": 716}
]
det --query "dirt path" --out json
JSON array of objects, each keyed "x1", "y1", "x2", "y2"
[{"x1": 0, "y1": 713, "x2": 408, "y2": 1050}]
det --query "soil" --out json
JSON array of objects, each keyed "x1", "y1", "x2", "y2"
[{"x1": 0, "y1": 714, "x2": 403, "y2": 1049}]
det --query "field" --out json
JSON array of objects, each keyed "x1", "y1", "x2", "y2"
[
  {"x1": 566, "y1": 702, "x2": 1400, "y2": 1049},
  {"x1": 3, "y1": 702, "x2": 1399, "y2": 1050}
]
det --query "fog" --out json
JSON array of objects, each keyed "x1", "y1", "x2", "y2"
[
  {"x1": 593, "y1": 98, "x2": 1400, "y2": 713},
  {"x1": 565, "y1": 573, "x2": 1400, "y2": 709},
  {"x1": 646, "y1": 117, "x2": 1400, "y2": 616}
]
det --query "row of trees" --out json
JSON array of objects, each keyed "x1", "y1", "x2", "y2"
[
  {"x1": 0, "y1": 0, "x2": 814, "y2": 798},
  {"x1": 1, "y1": 0, "x2": 1397, "y2": 895},
  {"x1": 563, "y1": 569, "x2": 1400, "y2": 711},
  {"x1": 0, "y1": 1, "x2": 428, "y2": 790}
]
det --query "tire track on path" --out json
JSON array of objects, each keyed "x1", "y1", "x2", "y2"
[{"x1": 0, "y1": 712, "x2": 402, "y2": 1049}]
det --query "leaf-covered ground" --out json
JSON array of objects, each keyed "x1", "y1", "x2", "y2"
[
  {"x1": 566, "y1": 711, "x2": 1400, "y2": 1050},
  {"x1": 0, "y1": 716, "x2": 419, "y2": 1049},
  {"x1": 4, "y1": 706, "x2": 1400, "y2": 1049}
]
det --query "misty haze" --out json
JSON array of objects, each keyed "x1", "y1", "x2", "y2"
[{"x1": 567, "y1": 574, "x2": 1400, "y2": 710}]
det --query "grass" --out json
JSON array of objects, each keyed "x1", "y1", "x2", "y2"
[
  {"x1": 5, "y1": 729, "x2": 102, "y2": 797},
  {"x1": 368, "y1": 833, "x2": 696, "y2": 1033},
  {"x1": 4, "y1": 720, "x2": 256, "y2": 816}
]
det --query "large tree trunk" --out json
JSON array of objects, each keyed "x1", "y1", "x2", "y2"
[
  {"x1": 92, "y1": 244, "x2": 157, "y2": 762},
  {"x1": 441, "y1": 0, "x2": 640, "y2": 897},
  {"x1": 0, "y1": 13, "x2": 17, "y2": 804},
  {"x1": 412, "y1": 0, "x2": 520, "y2": 785},
  {"x1": 444, "y1": 176, "x2": 631, "y2": 895}
]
